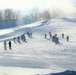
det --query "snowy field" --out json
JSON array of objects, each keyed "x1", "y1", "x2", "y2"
[{"x1": 0, "y1": 17, "x2": 76, "y2": 75}]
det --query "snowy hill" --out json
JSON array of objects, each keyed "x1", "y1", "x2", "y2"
[{"x1": 0, "y1": 17, "x2": 76, "y2": 75}]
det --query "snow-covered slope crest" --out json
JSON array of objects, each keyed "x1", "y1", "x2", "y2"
[
  {"x1": 0, "y1": 20, "x2": 45, "y2": 41},
  {"x1": 55, "y1": 16, "x2": 76, "y2": 23}
]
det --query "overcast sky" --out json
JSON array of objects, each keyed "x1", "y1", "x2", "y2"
[{"x1": 0, "y1": 0, "x2": 76, "y2": 14}]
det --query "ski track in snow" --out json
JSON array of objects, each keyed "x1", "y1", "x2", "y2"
[{"x1": 0, "y1": 18, "x2": 76, "y2": 75}]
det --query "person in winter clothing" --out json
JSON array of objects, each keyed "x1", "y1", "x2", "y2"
[
  {"x1": 17, "y1": 36, "x2": 21, "y2": 43},
  {"x1": 23, "y1": 35, "x2": 26, "y2": 42},
  {"x1": 67, "y1": 36, "x2": 69, "y2": 41},
  {"x1": 4, "y1": 41, "x2": 7, "y2": 50},
  {"x1": 62, "y1": 33, "x2": 64, "y2": 38},
  {"x1": 30, "y1": 32, "x2": 32, "y2": 38},
  {"x1": 21, "y1": 34, "x2": 26, "y2": 42},
  {"x1": 8, "y1": 41, "x2": 12, "y2": 50},
  {"x1": 14, "y1": 37, "x2": 16, "y2": 43},
  {"x1": 55, "y1": 34, "x2": 57, "y2": 37},
  {"x1": 27, "y1": 32, "x2": 30, "y2": 38},
  {"x1": 45, "y1": 34, "x2": 47, "y2": 39},
  {"x1": 49, "y1": 32, "x2": 51, "y2": 34},
  {"x1": 52, "y1": 34, "x2": 57, "y2": 42},
  {"x1": 52, "y1": 35, "x2": 55, "y2": 42},
  {"x1": 21, "y1": 34, "x2": 24, "y2": 41},
  {"x1": 49, "y1": 32, "x2": 52, "y2": 38},
  {"x1": 55, "y1": 37, "x2": 59, "y2": 44}
]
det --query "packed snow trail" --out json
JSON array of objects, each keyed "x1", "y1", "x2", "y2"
[{"x1": 0, "y1": 18, "x2": 76, "y2": 75}]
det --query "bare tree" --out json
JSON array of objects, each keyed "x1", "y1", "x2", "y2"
[
  {"x1": 28, "y1": 8, "x2": 51, "y2": 20},
  {"x1": 0, "y1": 10, "x2": 3, "y2": 21},
  {"x1": 50, "y1": 8, "x2": 61, "y2": 18},
  {"x1": 4, "y1": 9, "x2": 12, "y2": 20},
  {"x1": 30, "y1": 7, "x2": 40, "y2": 19},
  {"x1": 3, "y1": 9, "x2": 22, "y2": 20},
  {"x1": 15, "y1": 11, "x2": 21, "y2": 19},
  {"x1": 42, "y1": 10, "x2": 51, "y2": 19}
]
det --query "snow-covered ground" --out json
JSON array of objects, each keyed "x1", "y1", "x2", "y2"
[{"x1": 0, "y1": 17, "x2": 76, "y2": 75}]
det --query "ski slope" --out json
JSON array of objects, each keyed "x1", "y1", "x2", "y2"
[{"x1": 0, "y1": 17, "x2": 76, "y2": 75}]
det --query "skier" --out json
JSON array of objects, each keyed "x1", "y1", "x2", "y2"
[
  {"x1": 55, "y1": 34, "x2": 57, "y2": 37},
  {"x1": 45, "y1": 34, "x2": 47, "y2": 39},
  {"x1": 27, "y1": 32, "x2": 30, "y2": 38},
  {"x1": 52, "y1": 35, "x2": 56, "y2": 42},
  {"x1": 67, "y1": 36, "x2": 69, "y2": 41},
  {"x1": 55, "y1": 37, "x2": 59, "y2": 44},
  {"x1": 30, "y1": 32, "x2": 32, "y2": 38},
  {"x1": 49, "y1": 32, "x2": 52, "y2": 38},
  {"x1": 23, "y1": 35, "x2": 26, "y2": 42},
  {"x1": 3, "y1": 41, "x2": 7, "y2": 50},
  {"x1": 17, "y1": 36, "x2": 21, "y2": 43},
  {"x1": 8, "y1": 41, "x2": 12, "y2": 50},
  {"x1": 52, "y1": 35, "x2": 55, "y2": 42},
  {"x1": 21, "y1": 34, "x2": 24, "y2": 41},
  {"x1": 62, "y1": 33, "x2": 64, "y2": 38},
  {"x1": 14, "y1": 37, "x2": 16, "y2": 43}
]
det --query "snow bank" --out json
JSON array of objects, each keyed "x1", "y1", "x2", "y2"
[
  {"x1": 0, "y1": 19, "x2": 38, "y2": 29},
  {"x1": 44, "y1": 70, "x2": 76, "y2": 75}
]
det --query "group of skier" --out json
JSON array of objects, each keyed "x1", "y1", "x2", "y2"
[
  {"x1": 45, "y1": 32, "x2": 69, "y2": 44},
  {"x1": 3, "y1": 41, "x2": 12, "y2": 50},
  {"x1": 62, "y1": 33, "x2": 69, "y2": 41},
  {"x1": 3, "y1": 31, "x2": 69, "y2": 50},
  {"x1": 3, "y1": 31, "x2": 33, "y2": 50},
  {"x1": 14, "y1": 34, "x2": 26, "y2": 43},
  {"x1": 13, "y1": 32, "x2": 32, "y2": 43},
  {"x1": 52, "y1": 34, "x2": 59, "y2": 44}
]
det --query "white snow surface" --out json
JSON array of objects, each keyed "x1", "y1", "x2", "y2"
[{"x1": 0, "y1": 17, "x2": 76, "y2": 75}]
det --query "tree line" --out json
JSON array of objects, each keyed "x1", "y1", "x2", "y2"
[
  {"x1": 0, "y1": 8, "x2": 61, "y2": 21},
  {"x1": 0, "y1": 9, "x2": 21, "y2": 21},
  {"x1": 25, "y1": 7, "x2": 61, "y2": 20}
]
